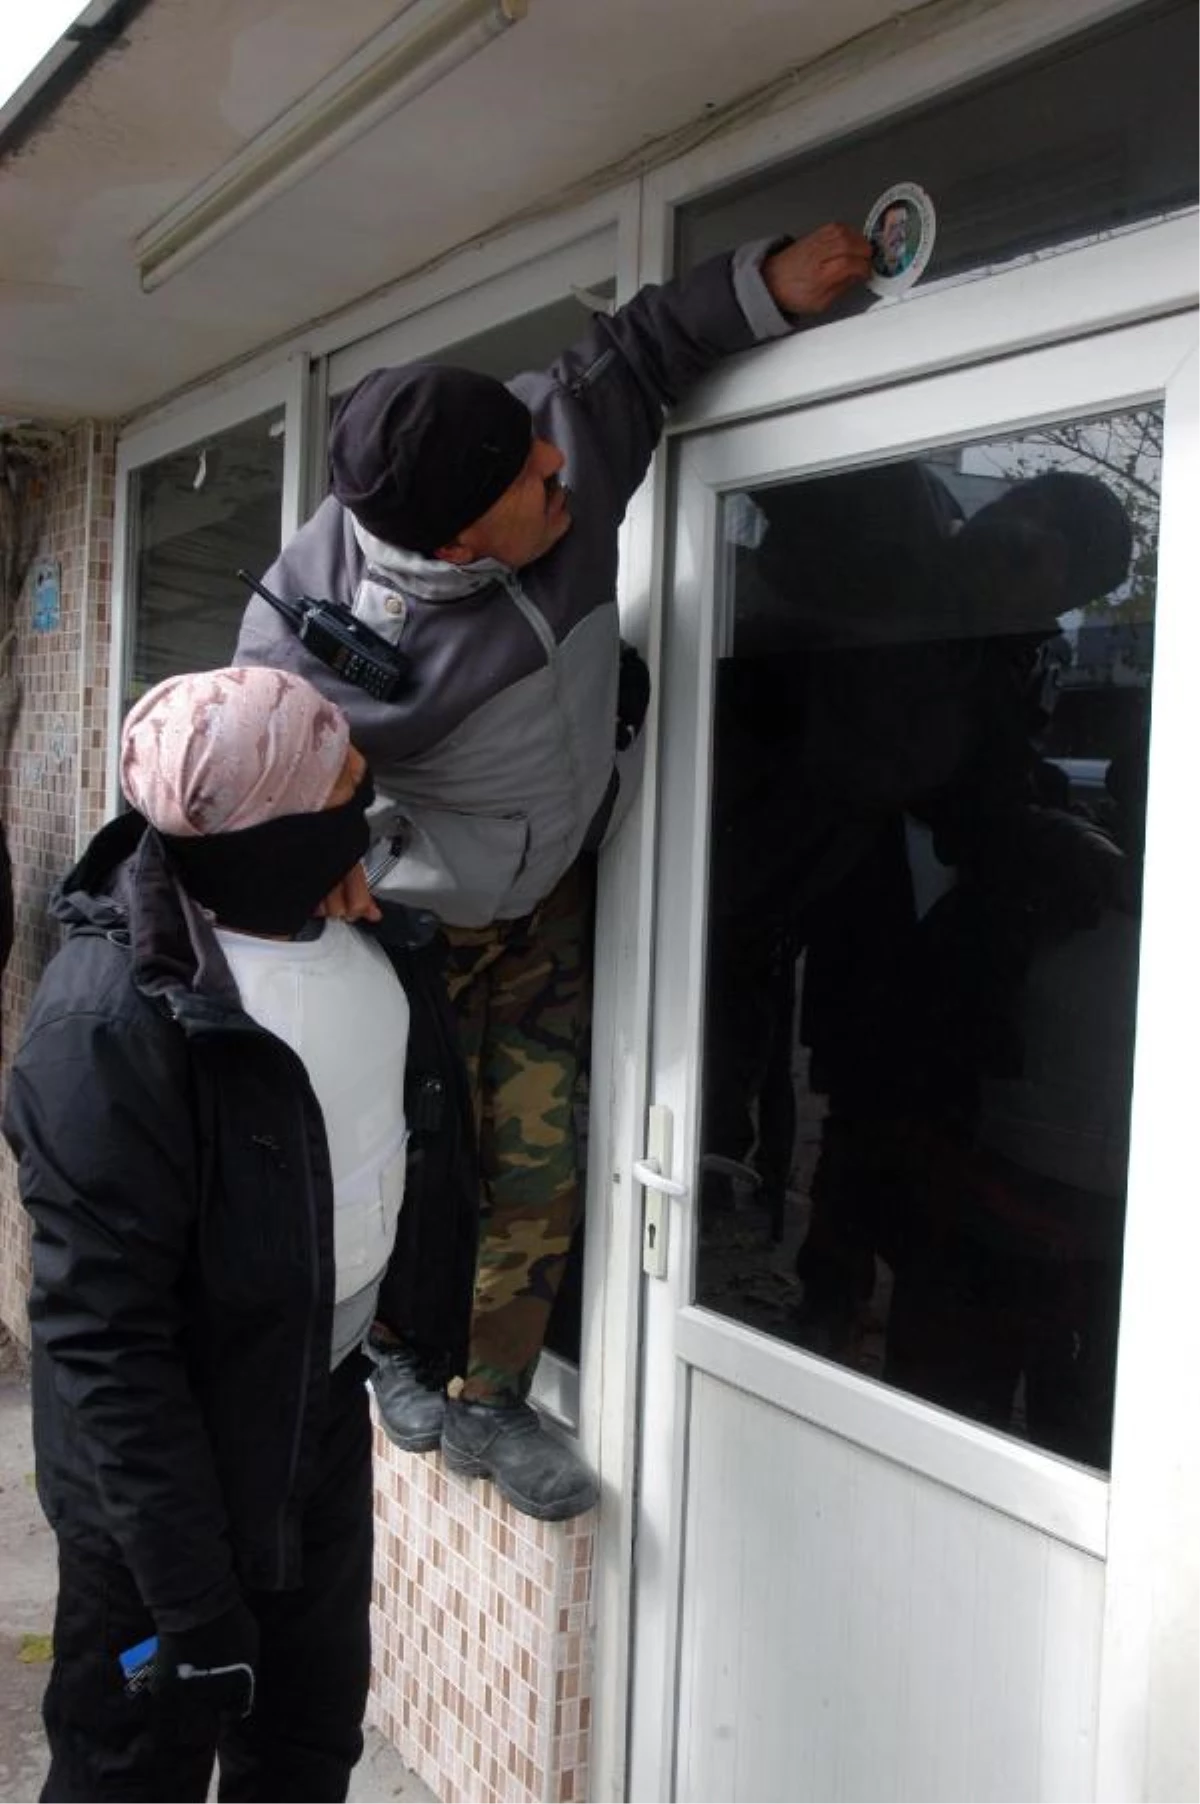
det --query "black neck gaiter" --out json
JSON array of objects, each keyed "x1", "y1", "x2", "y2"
[{"x1": 161, "y1": 773, "x2": 374, "y2": 937}]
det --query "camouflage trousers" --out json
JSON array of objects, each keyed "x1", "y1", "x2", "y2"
[{"x1": 443, "y1": 858, "x2": 594, "y2": 1403}]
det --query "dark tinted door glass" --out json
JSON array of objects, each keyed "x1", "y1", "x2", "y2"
[{"x1": 697, "y1": 406, "x2": 1160, "y2": 1473}]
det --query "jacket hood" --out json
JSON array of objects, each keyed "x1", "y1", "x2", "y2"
[
  {"x1": 52, "y1": 810, "x2": 145, "y2": 930},
  {"x1": 52, "y1": 811, "x2": 240, "y2": 1013}
]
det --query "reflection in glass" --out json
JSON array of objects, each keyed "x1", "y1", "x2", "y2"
[
  {"x1": 696, "y1": 410, "x2": 1159, "y2": 1472},
  {"x1": 129, "y1": 411, "x2": 285, "y2": 704}
]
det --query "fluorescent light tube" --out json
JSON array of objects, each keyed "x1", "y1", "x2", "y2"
[{"x1": 136, "y1": 0, "x2": 528, "y2": 292}]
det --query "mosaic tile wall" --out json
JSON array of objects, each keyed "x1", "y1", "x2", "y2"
[
  {"x1": 369, "y1": 1418, "x2": 596, "y2": 1804},
  {"x1": 0, "y1": 423, "x2": 116, "y2": 1344}
]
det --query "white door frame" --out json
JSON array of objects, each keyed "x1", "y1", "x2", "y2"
[
  {"x1": 625, "y1": 225, "x2": 1197, "y2": 1798},
  {"x1": 1094, "y1": 326, "x2": 1200, "y2": 1804}
]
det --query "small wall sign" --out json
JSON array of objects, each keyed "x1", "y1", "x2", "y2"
[{"x1": 32, "y1": 561, "x2": 61, "y2": 633}]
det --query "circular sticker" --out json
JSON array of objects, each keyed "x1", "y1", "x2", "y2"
[{"x1": 864, "y1": 182, "x2": 936, "y2": 296}]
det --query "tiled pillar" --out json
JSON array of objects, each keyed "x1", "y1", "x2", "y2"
[
  {"x1": 0, "y1": 424, "x2": 116, "y2": 1343},
  {"x1": 369, "y1": 1418, "x2": 594, "y2": 1803}
]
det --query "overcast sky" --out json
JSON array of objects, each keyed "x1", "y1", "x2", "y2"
[{"x1": 0, "y1": 1, "x2": 86, "y2": 113}]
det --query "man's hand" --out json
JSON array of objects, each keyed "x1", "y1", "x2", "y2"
[
  {"x1": 317, "y1": 862, "x2": 382, "y2": 924},
  {"x1": 763, "y1": 224, "x2": 873, "y2": 317},
  {"x1": 154, "y1": 1600, "x2": 259, "y2": 1722}
]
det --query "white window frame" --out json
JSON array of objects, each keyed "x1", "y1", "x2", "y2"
[
  {"x1": 669, "y1": 212, "x2": 1198, "y2": 439},
  {"x1": 107, "y1": 358, "x2": 310, "y2": 819}
]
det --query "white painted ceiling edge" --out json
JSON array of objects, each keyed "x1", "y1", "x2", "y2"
[
  {"x1": 0, "y1": 0, "x2": 1151, "y2": 422},
  {"x1": 0, "y1": 0, "x2": 943, "y2": 420}
]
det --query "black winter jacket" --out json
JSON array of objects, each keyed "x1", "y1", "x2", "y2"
[{"x1": 4, "y1": 813, "x2": 350, "y2": 1632}]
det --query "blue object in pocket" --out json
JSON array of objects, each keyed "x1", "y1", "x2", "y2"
[{"x1": 118, "y1": 1635, "x2": 158, "y2": 1696}]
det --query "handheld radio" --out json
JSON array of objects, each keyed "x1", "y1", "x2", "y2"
[{"x1": 237, "y1": 569, "x2": 409, "y2": 703}]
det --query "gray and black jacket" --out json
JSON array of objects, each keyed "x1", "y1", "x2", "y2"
[{"x1": 235, "y1": 240, "x2": 792, "y2": 926}]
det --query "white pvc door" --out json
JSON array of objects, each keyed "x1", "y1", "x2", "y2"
[{"x1": 628, "y1": 293, "x2": 1199, "y2": 1802}]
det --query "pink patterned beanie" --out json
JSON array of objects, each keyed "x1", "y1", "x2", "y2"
[{"x1": 120, "y1": 666, "x2": 349, "y2": 836}]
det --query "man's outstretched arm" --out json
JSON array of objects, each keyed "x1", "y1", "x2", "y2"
[{"x1": 537, "y1": 223, "x2": 871, "y2": 510}]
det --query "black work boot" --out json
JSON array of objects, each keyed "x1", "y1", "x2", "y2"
[
  {"x1": 441, "y1": 1397, "x2": 599, "y2": 1520},
  {"x1": 366, "y1": 1338, "x2": 446, "y2": 1452}
]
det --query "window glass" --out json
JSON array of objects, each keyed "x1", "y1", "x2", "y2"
[
  {"x1": 328, "y1": 284, "x2": 617, "y2": 409},
  {"x1": 127, "y1": 410, "x2": 285, "y2": 705},
  {"x1": 677, "y1": 0, "x2": 1196, "y2": 284},
  {"x1": 697, "y1": 405, "x2": 1159, "y2": 1472},
  {"x1": 423, "y1": 285, "x2": 616, "y2": 384}
]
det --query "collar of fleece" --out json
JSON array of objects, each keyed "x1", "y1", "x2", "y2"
[{"x1": 352, "y1": 516, "x2": 509, "y2": 602}]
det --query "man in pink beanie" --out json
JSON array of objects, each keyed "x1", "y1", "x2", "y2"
[{"x1": 4, "y1": 666, "x2": 409, "y2": 1802}]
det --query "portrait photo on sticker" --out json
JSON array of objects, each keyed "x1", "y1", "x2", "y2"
[{"x1": 864, "y1": 182, "x2": 936, "y2": 295}]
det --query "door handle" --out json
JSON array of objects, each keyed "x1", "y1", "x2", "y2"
[
  {"x1": 632, "y1": 1158, "x2": 688, "y2": 1199},
  {"x1": 637, "y1": 1106, "x2": 686, "y2": 1279}
]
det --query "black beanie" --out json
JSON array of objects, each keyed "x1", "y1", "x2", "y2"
[{"x1": 328, "y1": 363, "x2": 533, "y2": 555}]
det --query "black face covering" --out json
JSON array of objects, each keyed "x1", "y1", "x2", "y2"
[{"x1": 162, "y1": 772, "x2": 375, "y2": 937}]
